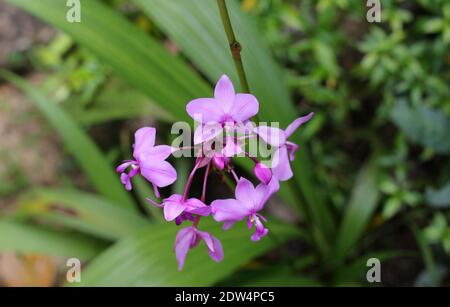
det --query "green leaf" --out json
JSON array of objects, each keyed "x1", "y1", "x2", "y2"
[
  {"x1": 334, "y1": 162, "x2": 380, "y2": 263},
  {"x1": 425, "y1": 182, "x2": 450, "y2": 208},
  {"x1": 76, "y1": 220, "x2": 300, "y2": 286},
  {"x1": 382, "y1": 197, "x2": 402, "y2": 219},
  {"x1": 411, "y1": 223, "x2": 439, "y2": 286},
  {"x1": 15, "y1": 188, "x2": 150, "y2": 241},
  {"x1": 133, "y1": 0, "x2": 294, "y2": 122},
  {"x1": 0, "y1": 70, "x2": 134, "y2": 209},
  {"x1": 333, "y1": 250, "x2": 412, "y2": 285},
  {"x1": 421, "y1": 18, "x2": 444, "y2": 33},
  {"x1": 73, "y1": 81, "x2": 174, "y2": 125},
  {"x1": 6, "y1": 0, "x2": 211, "y2": 122},
  {"x1": 218, "y1": 263, "x2": 321, "y2": 286},
  {"x1": 0, "y1": 221, "x2": 105, "y2": 260},
  {"x1": 391, "y1": 101, "x2": 450, "y2": 154}
]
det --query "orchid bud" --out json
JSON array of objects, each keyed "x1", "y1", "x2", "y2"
[
  {"x1": 254, "y1": 162, "x2": 272, "y2": 184},
  {"x1": 213, "y1": 155, "x2": 230, "y2": 170}
]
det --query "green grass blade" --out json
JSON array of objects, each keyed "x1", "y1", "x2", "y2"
[
  {"x1": 333, "y1": 162, "x2": 380, "y2": 263},
  {"x1": 15, "y1": 188, "x2": 150, "y2": 241},
  {"x1": 6, "y1": 0, "x2": 211, "y2": 122}
]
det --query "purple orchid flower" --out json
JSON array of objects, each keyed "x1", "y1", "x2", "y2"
[
  {"x1": 116, "y1": 127, "x2": 177, "y2": 196},
  {"x1": 254, "y1": 113, "x2": 314, "y2": 181},
  {"x1": 211, "y1": 177, "x2": 280, "y2": 241},
  {"x1": 175, "y1": 226, "x2": 224, "y2": 270},
  {"x1": 187, "y1": 74, "x2": 259, "y2": 126},
  {"x1": 187, "y1": 75, "x2": 259, "y2": 147},
  {"x1": 148, "y1": 194, "x2": 211, "y2": 222}
]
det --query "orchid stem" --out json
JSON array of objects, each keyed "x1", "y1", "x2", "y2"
[
  {"x1": 222, "y1": 173, "x2": 236, "y2": 192},
  {"x1": 182, "y1": 159, "x2": 202, "y2": 201},
  {"x1": 201, "y1": 162, "x2": 212, "y2": 203},
  {"x1": 230, "y1": 169, "x2": 239, "y2": 183},
  {"x1": 217, "y1": 0, "x2": 250, "y2": 94}
]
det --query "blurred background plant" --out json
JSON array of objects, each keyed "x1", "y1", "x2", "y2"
[{"x1": 0, "y1": 0, "x2": 448, "y2": 286}]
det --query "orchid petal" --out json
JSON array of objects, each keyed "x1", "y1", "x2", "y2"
[
  {"x1": 211, "y1": 199, "x2": 249, "y2": 222},
  {"x1": 187, "y1": 98, "x2": 224, "y2": 123},
  {"x1": 272, "y1": 146, "x2": 293, "y2": 181},
  {"x1": 146, "y1": 197, "x2": 163, "y2": 207},
  {"x1": 174, "y1": 227, "x2": 196, "y2": 271},
  {"x1": 163, "y1": 199, "x2": 187, "y2": 221},
  {"x1": 228, "y1": 93, "x2": 259, "y2": 122},
  {"x1": 234, "y1": 178, "x2": 257, "y2": 211},
  {"x1": 249, "y1": 217, "x2": 269, "y2": 241},
  {"x1": 138, "y1": 145, "x2": 174, "y2": 162},
  {"x1": 214, "y1": 75, "x2": 235, "y2": 112},
  {"x1": 255, "y1": 178, "x2": 280, "y2": 211},
  {"x1": 133, "y1": 127, "x2": 155, "y2": 158},
  {"x1": 140, "y1": 160, "x2": 177, "y2": 187},
  {"x1": 120, "y1": 173, "x2": 132, "y2": 191},
  {"x1": 185, "y1": 198, "x2": 211, "y2": 216},
  {"x1": 286, "y1": 141, "x2": 299, "y2": 161},
  {"x1": 284, "y1": 112, "x2": 314, "y2": 138},
  {"x1": 116, "y1": 161, "x2": 133, "y2": 173},
  {"x1": 208, "y1": 236, "x2": 224, "y2": 262},
  {"x1": 254, "y1": 126, "x2": 286, "y2": 147},
  {"x1": 196, "y1": 230, "x2": 215, "y2": 252}
]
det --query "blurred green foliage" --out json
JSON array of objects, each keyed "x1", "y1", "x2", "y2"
[{"x1": 1, "y1": 0, "x2": 449, "y2": 286}]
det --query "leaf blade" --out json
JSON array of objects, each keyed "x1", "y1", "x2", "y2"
[
  {"x1": 0, "y1": 70, "x2": 134, "y2": 209},
  {"x1": 77, "y1": 220, "x2": 300, "y2": 286},
  {"x1": 0, "y1": 221, "x2": 105, "y2": 261}
]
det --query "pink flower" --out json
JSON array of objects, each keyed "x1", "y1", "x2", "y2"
[
  {"x1": 187, "y1": 74, "x2": 259, "y2": 125},
  {"x1": 175, "y1": 226, "x2": 224, "y2": 270},
  {"x1": 116, "y1": 127, "x2": 177, "y2": 195},
  {"x1": 211, "y1": 177, "x2": 279, "y2": 241},
  {"x1": 254, "y1": 113, "x2": 314, "y2": 181},
  {"x1": 253, "y1": 162, "x2": 272, "y2": 184},
  {"x1": 187, "y1": 75, "x2": 258, "y2": 146},
  {"x1": 149, "y1": 194, "x2": 211, "y2": 222}
]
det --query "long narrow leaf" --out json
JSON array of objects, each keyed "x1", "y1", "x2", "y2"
[
  {"x1": 76, "y1": 220, "x2": 300, "y2": 286},
  {"x1": 15, "y1": 188, "x2": 150, "y2": 241},
  {"x1": 333, "y1": 162, "x2": 380, "y2": 263},
  {"x1": 0, "y1": 70, "x2": 134, "y2": 209},
  {"x1": 0, "y1": 221, "x2": 105, "y2": 260},
  {"x1": 6, "y1": 0, "x2": 211, "y2": 121}
]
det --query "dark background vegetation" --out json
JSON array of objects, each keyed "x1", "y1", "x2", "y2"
[{"x1": 0, "y1": 0, "x2": 449, "y2": 286}]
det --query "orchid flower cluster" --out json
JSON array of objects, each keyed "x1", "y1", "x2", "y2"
[{"x1": 117, "y1": 75, "x2": 313, "y2": 270}]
